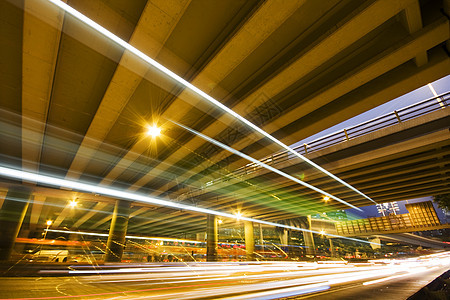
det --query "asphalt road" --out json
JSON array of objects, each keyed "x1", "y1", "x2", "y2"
[{"x1": 0, "y1": 252, "x2": 448, "y2": 300}]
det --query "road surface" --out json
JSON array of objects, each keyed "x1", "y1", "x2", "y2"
[{"x1": 0, "y1": 252, "x2": 448, "y2": 299}]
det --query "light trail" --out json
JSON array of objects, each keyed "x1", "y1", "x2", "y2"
[
  {"x1": 45, "y1": 229, "x2": 202, "y2": 244},
  {"x1": 45, "y1": 0, "x2": 375, "y2": 204},
  {"x1": 2, "y1": 253, "x2": 448, "y2": 300},
  {"x1": 173, "y1": 120, "x2": 361, "y2": 210},
  {"x1": 0, "y1": 166, "x2": 377, "y2": 245}
]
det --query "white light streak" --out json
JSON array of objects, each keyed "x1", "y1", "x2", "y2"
[
  {"x1": 173, "y1": 121, "x2": 361, "y2": 210},
  {"x1": 45, "y1": 0, "x2": 375, "y2": 204},
  {"x1": 362, "y1": 266, "x2": 433, "y2": 286},
  {"x1": 0, "y1": 166, "x2": 377, "y2": 245},
  {"x1": 45, "y1": 229, "x2": 202, "y2": 244}
]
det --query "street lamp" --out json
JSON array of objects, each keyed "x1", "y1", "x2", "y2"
[
  {"x1": 39, "y1": 220, "x2": 53, "y2": 255},
  {"x1": 146, "y1": 125, "x2": 161, "y2": 138},
  {"x1": 43, "y1": 220, "x2": 52, "y2": 240}
]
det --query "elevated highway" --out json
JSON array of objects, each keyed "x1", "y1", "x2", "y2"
[{"x1": 0, "y1": 0, "x2": 449, "y2": 262}]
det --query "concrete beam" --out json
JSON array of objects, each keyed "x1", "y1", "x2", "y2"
[
  {"x1": 22, "y1": 0, "x2": 64, "y2": 175},
  {"x1": 65, "y1": 0, "x2": 191, "y2": 181}
]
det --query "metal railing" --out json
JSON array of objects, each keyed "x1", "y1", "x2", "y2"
[
  {"x1": 204, "y1": 91, "x2": 449, "y2": 187},
  {"x1": 173, "y1": 92, "x2": 449, "y2": 202}
]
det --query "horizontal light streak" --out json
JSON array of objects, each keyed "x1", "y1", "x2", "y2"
[
  {"x1": 0, "y1": 166, "x2": 378, "y2": 245},
  {"x1": 362, "y1": 273, "x2": 409, "y2": 286},
  {"x1": 173, "y1": 121, "x2": 361, "y2": 210},
  {"x1": 7, "y1": 255, "x2": 448, "y2": 299},
  {"x1": 45, "y1": 229, "x2": 202, "y2": 244},
  {"x1": 362, "y1": 266, "x2": 435, "y2": 286},
  {"x1": 45, "y1": 0, "x2": 375, "y2": 205},
  {"x1": 223, "y1": 283, "x2": 330, "y2": 300}
]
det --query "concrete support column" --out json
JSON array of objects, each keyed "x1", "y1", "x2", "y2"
[
  {"x1": 244, "y1": 221, "x2": 254, "y2": 261},
  {"x1": 303, "y1": 216, "x2": 316, "y2": 256},
  {"x1": 105, "y1": 200, "x2": 130, "y2": 263},
  {"x1": 66, "y1": 232, "x2": 79, "y2": 250},
  {"x1": 206, "y1": 214, "x2": 218, "y2": 262},
  {"x1": 279, "y1": 228, "x2": 288, "y2": 246},
  {"x1": 329, "y1": 238, "x2": 336, "y2": 257},
  {"x1": 0, "y1": 187, "x2": 31, "y2": 260},
  {"x1": 196, "y1": 232, "x2": 205, "y2": 242},
  {"x1": 259, "y1": 223, "x2": 264, "y2": 253},
  {"x1": 369, "y1": 237, "x2": 382, "y2": 250}
]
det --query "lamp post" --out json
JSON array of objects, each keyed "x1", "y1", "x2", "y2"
[
  {"x1": 43, "y1": 220, "x2": 52, "y2": 240},
  {"x1": 39, "y1": 220, "x2": 52, "y2": 255}
]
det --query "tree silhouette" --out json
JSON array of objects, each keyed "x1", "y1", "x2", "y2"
[{"x1": 433, "y1": 194, "x2": 450, "y2": 212}]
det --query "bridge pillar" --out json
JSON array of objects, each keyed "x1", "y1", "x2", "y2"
[
  {"x1": 0, "y1": 187, "x2": 31, "y2": 261},
  {"x1": 279, "y1": 228, "x2": 288, "y2": 245},
  {"x1": 244, "y1": 221, "x2": 254, "y2": 260},
  {"x1": 196, "y1": 232, "x2": 206, "y2": 242},
  {"x1": 369, "y1": 237, "x2": 381, "y2": 250},
  {"x1": 206, "y1": 214, "x2": 218, "y2": 262},
  {"x1": 328, "y1": 238, "x2": 336, "y2": 257},
  {"x1": 259, "y1": 223, "x2": 264, "y2": 254},
  {"x1": 105, "y1": 199, "x2": 130, "y2": 263},
  {"x1": 303, "y1": 216, "x2": 316, "y2": 256}
]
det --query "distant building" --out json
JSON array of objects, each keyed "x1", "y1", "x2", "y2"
[{"x1": 376, "y1": 202, "x2": 400, "y2": 216}]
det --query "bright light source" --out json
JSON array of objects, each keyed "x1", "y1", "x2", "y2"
[
  {"x1": 46, "y1": 220, "x2": 53, "y2": 226},
  {"x1": 146, "y1": 125, "x2": 161, "y2": 137},
  {"x1": 69, "y1": 200, "x2": 77, "y2": 207},
  {"x1": 320, "y1": 230, "x2": 326, "y2": 235},
  {"x1": 218, "y1": 219, "x2": 223, "y2": 224},
  {"x1": 323, "y1": 196, "x2": 330, "y2": 202},
  {"x1": 235, "y1": 212, "x2": 242, "y2": 220}
]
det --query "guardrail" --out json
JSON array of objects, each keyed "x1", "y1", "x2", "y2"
[{"x1": 183, "y1": 91, "x2": 449, "y2": 197}]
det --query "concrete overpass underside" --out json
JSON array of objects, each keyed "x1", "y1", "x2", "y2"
[
  {"x1": 0, "y1": 0, "x2": 449, "y2": 242},
  {"x1": 376, "y1": 233, "x2": 450, "y2": 249}
]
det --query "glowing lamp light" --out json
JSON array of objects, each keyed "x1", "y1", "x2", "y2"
[
  {"x1": 218, "y1": 219, "x2": 223, "y2": 224},
  {"x1": 323, "y1": 196, "x2": 330, "y2": 202},
  {"x1": 235, "y1": 212, "x2": 242, "y2": 220},
  {"x1": 320, "y1": 230, "x2": 326, "y2": 235},
  {"x1": 46, "y1": 220, "x2": 53, "y2": 226},
  {"x1": 69, "y1": 200, "x2": 78, "y2": 207},
  {"x1": 147, "y1": 126, "x2": 161, "y2": 137}
]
